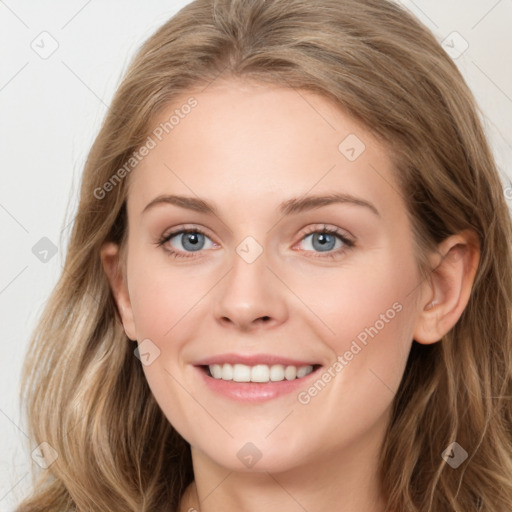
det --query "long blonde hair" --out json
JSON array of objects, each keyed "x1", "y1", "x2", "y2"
[{"x1": 17, "y1": 0, "x2": 512, "y2": 510}]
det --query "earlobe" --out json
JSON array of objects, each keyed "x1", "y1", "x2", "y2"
[
  {"x1": 100, "y1": 242, "x2": 137, "y2": 341},
  {"x1": 413, "y1": 229, "x2": 480, "y2": 345}
]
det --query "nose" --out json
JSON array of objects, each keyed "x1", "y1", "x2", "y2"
[{"x1": 213, "y1": 246, "x2": 289, "y2": 333}]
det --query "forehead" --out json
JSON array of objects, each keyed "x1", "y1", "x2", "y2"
[{"x1": 127, "y1": 78, "x2": 403, "y2": 221}]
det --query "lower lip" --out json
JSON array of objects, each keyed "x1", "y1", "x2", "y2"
[{"x1": 195, "y1": 366, "x2": 322, "y2": 402}]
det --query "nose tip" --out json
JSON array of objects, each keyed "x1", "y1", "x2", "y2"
[
  {"x1": 220, "y1": 313, "x2": 272, "y2": 331},
  {"x1": 213, "y1": 242, "x2": 289, "y2": 332}
]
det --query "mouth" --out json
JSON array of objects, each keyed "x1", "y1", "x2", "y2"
[
  {"x1": 193, "y1": 353, "x2": 324, "y2": 402},
  {"x1": 199, "y1": 363, "x2": 323, "y2": 383}
]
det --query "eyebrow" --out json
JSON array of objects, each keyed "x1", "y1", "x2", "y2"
[{"x1": 142, "y1": 192, "x2": 380, "y2": 218}]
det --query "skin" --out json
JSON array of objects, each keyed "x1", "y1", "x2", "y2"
[{"x1": 101, "y1": 78, "x2": 480, "y2": 512}]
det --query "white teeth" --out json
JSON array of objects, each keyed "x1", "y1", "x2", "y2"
[
  {"x1": 251, "y1": 364, "x2": 270, "y2": 382},
  {"x1": 270, "y1": 364, "x2": 285, "y2": 381},
  {"x1": 296, "y1": 366, "x2": 311, "y2": 378},
  {"x1": 233, "y1": 363, "x2": 251, "y2": 382},
  {"x1": 211, "y1": 364, "x2": 223, "y2": 379},
  {"x1": 208, "y1": 363, "x2": 314, "y2": 383},
  {"x1": 284, "y1": 366, "x2": 297, "y2": 380},
  {"x1": 221, "y1": 363, "x2": 233, "y2": 380}
]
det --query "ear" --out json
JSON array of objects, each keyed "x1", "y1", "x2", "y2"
[
  {"x1": 100, "y1": 242, "x2": 137, "y2": 341},
  {"x1": 413, "y1": 229, "x2": 480, "y2": 345}
]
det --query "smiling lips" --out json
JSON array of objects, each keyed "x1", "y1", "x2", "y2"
[
  {"x1": 194, "y1": 354, "x2": 323, "y2": 402},
  {"x1": 194, "y1": 353, "x2": 321, "y2": 384}
]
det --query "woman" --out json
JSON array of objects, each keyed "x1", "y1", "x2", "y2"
[{"x1": 18, "y1": 0, "x2": 512, "y2": 510}]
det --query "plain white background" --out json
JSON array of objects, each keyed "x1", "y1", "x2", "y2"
[{"x1": 1, "y1": 1, "x2": 511, "y2": 509}]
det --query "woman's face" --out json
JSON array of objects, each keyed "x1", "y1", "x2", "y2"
[{"x1": 110, "y1": 78, "x2": 431, "y2": 474}]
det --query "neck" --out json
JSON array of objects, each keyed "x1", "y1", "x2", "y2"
[{"x1": 178, "y1": 423, "x2": 389, "y2": 512}]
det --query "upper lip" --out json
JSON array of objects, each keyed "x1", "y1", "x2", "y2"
[{"x1": 194, "y1": 353, "x2": 321, "y2": 367}]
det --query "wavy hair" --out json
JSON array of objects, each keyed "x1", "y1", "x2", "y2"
[{"x1": 17, "y1": 0, "x2": 512, "y2": 510}]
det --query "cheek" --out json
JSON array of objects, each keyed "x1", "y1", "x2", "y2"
[
  {"x1": 293, "y1": 250, "x2": 418, "y2": 400},
  {"x1": 292, "y1": 250, "x2": 416, "y2": 345},
  {"x1": 126, "y1": 245, "x2": 208, "y2": 340},
  {"x1": 125, "y1": 259, "x2": 206, "y2": 438}
]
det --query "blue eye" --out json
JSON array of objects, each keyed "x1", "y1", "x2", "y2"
[
  {"x1": 156, "y1": 225, "x2": 354, "y2": 260},
  {"x1": 303, "y1": 232, "x2": 339, "y2": 252},
  {"x1": 297, "y1": 225, "x2": 354, "y2": 259},
  {"x1": 156, "y1": 228, "x2": 216, "y2": 258}
]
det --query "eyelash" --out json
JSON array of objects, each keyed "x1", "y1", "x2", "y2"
[{"x1": 155, "y1": 225, "x2": 355, "y2": 260}]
